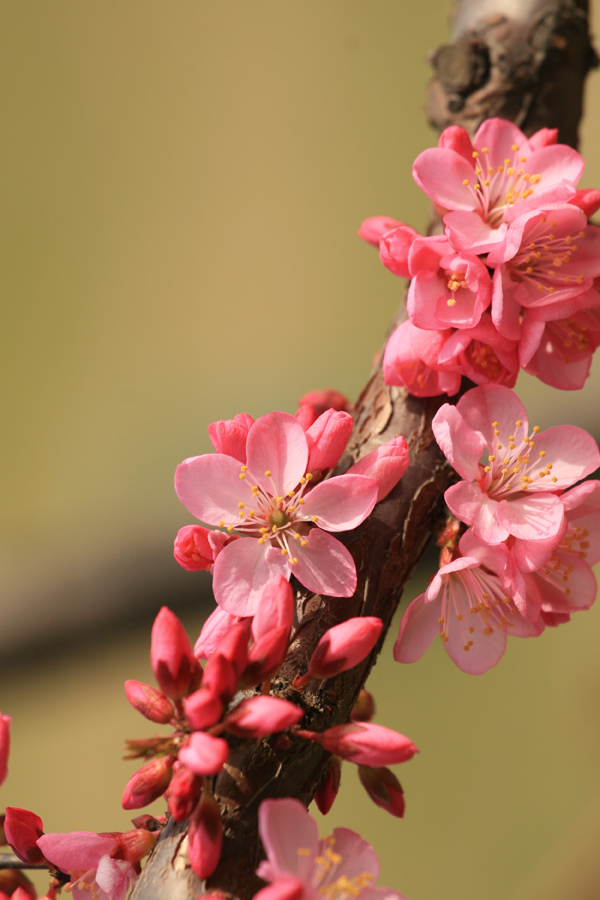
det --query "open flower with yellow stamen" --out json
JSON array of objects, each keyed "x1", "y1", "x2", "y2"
[
  {"x1": 432, "y1": 384, "x2": 600, "y2": 545},
  {"x1": 254, "y1": 798, "x2": 409, "y2": 900},
  {"x1": 175, "y1": 412, "x2": 379, "y2": 616}
]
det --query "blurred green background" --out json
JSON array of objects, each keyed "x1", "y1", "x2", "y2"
[{"x1": 3, "y1": 2, "x2": 600, "y2": 898}]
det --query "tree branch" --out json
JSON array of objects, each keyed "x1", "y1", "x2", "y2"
[{"x1": 130, "y1": 2, "x2": 596, "y2": 898}]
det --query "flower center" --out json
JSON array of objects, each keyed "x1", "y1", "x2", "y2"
[
  {"x1": 446, "y1": 269, "x2": 467, "y2": 306},
  {"x1": 268, "y1": 508, "x2": 289, "y2": 529},
  {"x1": 467, "y1": 342, "x2": 503, "y2": 380},
  {"x1": 480, "y1": 417, "x2": 556, "y2": 495},
  {"x1": 310, "y1": 835, "x2": 374, "y2": 898},
  {"x1": 461, "y1": 144, "x2": 541, "y2": 227},
  {"x1": 437, "y1": 565, "x2": 517, "y2": 653},
  {"x1": 510, "y1": 215, "x2": 586, "y2": 295}
]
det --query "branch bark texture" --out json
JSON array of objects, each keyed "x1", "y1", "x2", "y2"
[{"x1": 131, "y1": 2, "x2": 595, "y2": 898}]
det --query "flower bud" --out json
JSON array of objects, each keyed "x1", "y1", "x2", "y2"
[
  {"x1": 174, "y1": 525, "x2": 216, "y2": 572},
  {"x1": 357, "y1": 216, "x2": 403, "y2": 246},
  {"x1": 167, "y1": 767, "x2": 203, "y2": 822},
  {"x1": 122, "y1": 757, "x2": 174, "y2": 810},
  {"x1": 224, "y1": 697, "x2": 303, "y2": 738},
  {"x1": 4, "y1": 808, "x2": 46, "y2": 866},
  {"x1": 380, "y1": 225, "x2": 418, "y2": 278},
  {"x1": 194, "y1": 608, "x2": 251, "y2": 660},
  {"x1": 183, "y1": 688, "x2": 223, "y2": 732},
  {"x1": 150, "y1": 607, "x2": 202, "y2": 700},
  {"x1": 117, "y1": 828, "x2": 158, "y2": 865},
  {"x1": 297, "y1": 617, "x2": 383, "y2": 686},
  {"x1": 313, "y1": 756, "x2": 341, "y2": 815},
  {"x1": 178, "y1": 732, "x2": 229, "y2": 777},
  {"x1": 0, "y1": 871, "x2": 36, "y2": 900},
  {"x1": 124, "y1": 681, "x2": 174, "y2": 724},
  {"x1": 253, "y1": 877, "x2": 305, "y2": 900},
  {"x1": 202, "y1": 653, "x2": 237, "y2": 705},
  {"x1": 207, "y1": 413, "x2": 254, "y2": 462},
  {"x1": 351, "y1": 689, "x2": 375, "y2": 722},
  {"x1": 298, "y1": 389, "x2": 349, "y2": 415},
  {"x1": 0, "y1": 712, "x2": 10, "y2": 787},
  {"x1": 305, "y1": 410, "x2": 354, "y2": 472},
  {"x1": 187, "y1": 792, "x2": 222, "y2": 880},
  {"x1": 358, "y1": 766, "x2": 405, "y2": 818},
  {"x1": 297, "y1": 722, "x2": 418, "y2": 767},
  {"x1": 213, "y1": 623, "x2": 249, "y2": 677},
  {"x1": 252, "y1": 577, "x2": 294, "y2": 643},
  {"x1": 240, "y1": 626, "x2": 289, "y2": 688}
]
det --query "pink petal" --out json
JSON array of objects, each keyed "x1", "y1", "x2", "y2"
[
  {"x1": 443, "y1": 605, "x2": 507, "y2": 674},
  {"x1": 251, "y1": 575, "x2": 295, "y2": 641},
  {"x1": 207, "y1": 413, "x2": 254, "y2": 463},
  {"x1": 257, "y1": 798, "x2": 318, "y2": 877},
  {"x1": 291, "y1": 529, "x2": 357, "y2": 598},
  {"x1": 346, "y1": 436, "x2": 409, "y2": 502},
  {"x1": 431, "y1": 404, "x2": 484, "y2": 481},
  {"x1": 529, "y1": 425, "x2": 600, "y2": 487},
  {"x1": 305, "y1": 410, "x2": 353, "y2": 472},
  {"x1": 253, "y1": 878, "x2": 305, "y2": 900},
  {"x1": 300, "y1": 475, "x2": 378, "y2": 531},
  {"x1": 455, "y1": 384, "x2": 528, "y2": 448},
  {"x1": 95, "y1": 857, "x2": 137, "y2": 900},
  {"x1": 357, "y1": 216, "x2": 404, "y2": 247},
  {"x1": 37, "y1": 833, "x2": 118, "y2": 871},
  {"x1": 445, "y1": 482, "x2": 509, "y2": 543},
  {"x1": 393, "y1": 593, "x2": 440, "y2": 664},
  {"x1": 0, "y1": 713, "x2": 10, "y2": 786},
  {"x1": 212, "y1": 538, "x2": 289, "y2": 616},
  {"x1": 443, "y1": 210, "x2": 507, "y2": 254},
  {"x1": 412, "y1": 148, "x2": 478, "y2": 210},
  {"x1": 194, "y1": 606, "x2": 248, "y2": 660},
  {"x1": 326, "y1": 827, "x2": 379, "y2": 881},
  {"x1": 175, "y1": 454, "x2": 256, "y2": 525},
  {"x1": 497, "y1": 494, "x2": 565, "y2": 540},
  {"x1": 246, "y1": 412, "x2": 308, "y2": 497}
]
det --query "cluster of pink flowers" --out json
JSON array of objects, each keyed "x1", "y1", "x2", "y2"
[
  {"x1": 394, "y1": 384, "x2": 600, "y2": 673},
  {"x1": 174, "y1": 399, "x2": 409, "y2": 614},
  {"x1": 360, "y1": 118, "x2": 600, "y2": 394},
  {"x1": 121, "y1": 594, "x2": 417, "y2": 881}
]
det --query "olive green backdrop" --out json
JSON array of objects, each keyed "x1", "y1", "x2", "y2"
[{"x1": 3, "y1": 3, "x2": 600, "y2": 899}]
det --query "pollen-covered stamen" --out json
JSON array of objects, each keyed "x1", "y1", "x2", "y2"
[
  {"x1": 438, "y1": 564, "x2": 516, "y2": 652},
  {"x1": 467, "y1": 342, "x2": 503, "y2": 380},
  {"x1": 462, "y1": 145, "x2": 541, "y2": 226},
  {"x1": 510, "y1": 217, "x2": 586, "y2": 294},
  {"x1": 446, "y1": 269, "x2": 467, "y2": 306},
  {"x1": 480, "y1": 418, "x2": 555, "y2": 495},
  {"x1": 311, "y1": 834, "x2": 374, "y2": 898},
  {"x1": 541, "y1": 318, "x2": 591, "y2": 364}
]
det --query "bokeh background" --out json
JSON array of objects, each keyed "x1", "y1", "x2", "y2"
[{"x1": 3, "y1": 2, "x2": 600, "y2": 898}]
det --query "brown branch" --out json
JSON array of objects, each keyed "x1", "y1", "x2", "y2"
[{"x1": 130, "y1": 2, "x2": 595, "y2": 898}]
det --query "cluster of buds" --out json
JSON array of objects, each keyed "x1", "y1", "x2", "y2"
[
  {"x1": 395, "y1": 384, "x2": 600, "y2": 673},
  {"x1": 122, "y1": 585, "x2": 414, "y2": 879},
  {"x1": 360, "y1": 118, "x2": 600, "y2": 395}
]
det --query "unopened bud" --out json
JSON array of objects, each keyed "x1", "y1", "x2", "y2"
[
  {"x1": 240, "y1": 626, "x2": 289, "y2": 688},
  {"x1": 178, "y1": 732, "x2": 229, "y2": 777},
  {"x1": 224, "y1": 697, "x2": 303, "y2": 738},
  {"x1": 151, "y1": 607, "x2": 202, "y2": 700},
  {"x1": 0, "y1": 871, "x2": 36, "y2": 900},
  {"x1": 122, "y1": 757, "x2": 174, "y2": 810},
  {"x1": 187, "y1": 792, "x2": 222, "y2": 880},
  {"x1": 4, "y1": 807, "x2": 46, "y2": 866},
  {"x1": 297, "y1": 617, "x2": 383, "y2": 686},
  {"x1": 167, "y1": 767, "x2": 203, "y2": 822},
  {"x1": 117, "y1": 827, "x2": 158, "y2": 864},
  {"x1": 351, "y1": 689, "x2": 375, "y2": 722},
  {"x1": 358, "y1": 766, "x2": 405, "y2": 818},
  {"x1": 297, "y1": 722, "x2": 418, "y2": 768},
  {"x1": 124, "y1": 681, "x2": 174, "y2": 724},
  {"x1": 183, "y1": 687, "x2": 223, "y2": 732},
  {"x1": 314, "y1": 756, "x2": 341, "y2": 815}
]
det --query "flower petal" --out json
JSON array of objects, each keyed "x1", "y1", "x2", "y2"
[
  {"x1": 246, "y1": 413, "x2": 308, "y2": 496},
  {"x1": 175, "y1": 454, "x2": 255, "y2": 525},
  {"x1": 300, "y1": 475, "x2": 378, "y2": 531},
  {"x1": 393, "y1": 593, "x2": 440, "y2": 664},
  {"x1": 212, "y1": 539, "x2": 289, "y2": 616},
  {"x1": 257, "y1": 799, "x2": 319, "y2": 878},
  {"x1": 497, "y1": 494, "x2": 565, "y2": 540},
  {"x1": 291, "y1": 529, "x2": 357, "y2": 598},
  {"x1": 445, "y1": 482, "x2": 509, "y2": 543}
]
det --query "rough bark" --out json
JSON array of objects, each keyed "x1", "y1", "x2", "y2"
[{"x1": 131, "y1": 2, "x2": 595, "y2": 898}]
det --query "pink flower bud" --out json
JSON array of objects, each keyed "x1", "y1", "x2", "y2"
[
  {"x1": 380, "y1": 224, "x2": 419, "y2": 278},
  {"x1": 298, "y1": 389, "x2": 350, "y2": 415},
  {"x1": 224, "y1": 697, "x2": 303, "y2": 738},
  {"x1": 570, "y1": 188, "x2": 600, "y2": 218},
  {"x1": 346, "y1": 436, "x2": 409, "y2": 502},
  {"x1": 298, "y1": 617, "x2": 383, "y2": 685},
  {"x1": 527, "y1": 126, "x2": 558, "y2": 149},
  {"x1": 194, "y1": 608, "x2": 251, "y2": 660},
  {"x1": 207, "y1": 413, "x2": 254, "y2": 463},
  {"x1": 4, "y1": 808, "x2": 46, "y2": 866},
  {"x1": 122, "y1": 757, "x2": 174, "y2": 810},
  {"x1": 124, "y1": 681, "x2": 174, "y2": 724},
  {"x1": 213, "y1": 622, "x2": 249, "y2": 677},
  {"x1": 183, "y1": 688, "x2": 223, "y2": 732},
  {"x1": 313, "y1": 756, "x2": 341, "y2": 815},
  {"x1": 357, "y1": 216, "x2": 403, "y2": 246},
  {"x1": 178, "y1": 732, "x2": 229, "y2": 776},
  {"x1": 252, "y1": 577, "x2": 294, "y2": 643},
  {"x1": 305, "y1": 409, "x2": 354, "y2": 472},
  {"x1": 351, "y1": 689, "x2": 375, "y2": 722},
  {"x1": 437, "y1": 125, "x2": 472, "y2": 159},
  {"x1": 117, "y1": 828, "x2": 158, "y2": 865},
  {"x1": 150, "y1": 607, "x2": 202, "y2": 700},
  {"x1": 0, "y1": 712, "x2": 10, "y2": 786},
  {"x1": 358, "y1": 766, "x2": 405, "y2": 818},
  {"x1": 167, "y1": 767, "x2": 203, "y2": 822},
  {"x1": 188, "y1": 792, "x2": 222, "y2": 880},
  {"x1": 295, "y1": 403, "x2": 319, "y2": 429},
  {"x1": 202, "y1": 653, "x2": 237, "y2": 705},
  {"x1": 240, "y1": 626, "x2": 290, "y2": 688},
  {"x1": 297, "y1": 722, "x2": 418, "y2": 767},
  {"x1": 174, "y1": 525, "x2": 215, "y2": 572},
  {"x1": 254, "y1": 877, "x2": 305, "y2": 900}
]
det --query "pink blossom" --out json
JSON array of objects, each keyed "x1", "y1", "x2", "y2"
[
  {"x1": 488, "y1": 205, "x2": 600, "y2": 340},
  {"x1": 255, "y1": 798, "x2": 409, "y2": 900},
  {"x1": 432, "y1": 384, "x2": 600, "y2": 544},
  {"x1": 394, "y1": 530, "x2": 543, "y2": 674},
  {"x1": 0, "y1": 712, "x2": 10, "y2": 786},
  {"x1": 346, "y1": 436, "x2": 410, "y2": 502},
  {"x1": 175, "y1": 412, "x2": 379, "y2": 615},
  {"x1": 150, "y1": 607, "x2": 202, "y2": 700},
  {"x1": 406, "y1": 235, "x2": 491, "y2": 330},
  {"x1": 379, "y1": 224, "x2": 419, "y2": 278},
  {"x1": 297, "y1": 722, "x2": 417, "y2": 768},
  {"x1": 437, "y1": 314, "x2": 519, "y2": 388},
  {"x1": 383, "y1": 320, "x2": 461, "y2": 398},
  {"x1": 37, "y1": 832, "x2": 138, "y2": 900},
  {"x1": 413, "y1": 118, "x2": 584, "y2": 253},
  {"x1": 357, "y1": 216, "x2": 404, "y2": 246}
]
